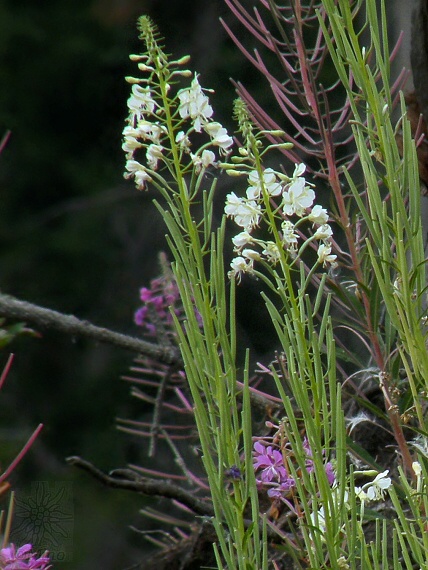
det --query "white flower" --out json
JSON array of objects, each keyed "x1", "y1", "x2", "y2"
[
  {"x1": 245, "y1": 186, "x2": 258, "y2": 200},
  {"x1": 201, "y1": 149, "x2": 216, "y2": 167},
  {"x1": 308, "y1": 205, "x2": 329, "y2": 225},
  {"x1": 127, "y1": 85, "x2": 156, "y2": 124},
  {"x1": 122, "y1": 134, "x2": 143, "y2": 154},
  {"x1": 175, "y1": 130, "x2": 191, "y2": 151},
  {"x1": 293, "y1": 162, "x2": 306, "y2": 178},
  {"x1": 314, "y1": 224, "x2": 333, "y2": 241},
  {"x1": 354, "y1": 486, "x2": 368, "y2": 501},
  {"x1": 310, "y1": 506, "x2": 326, "y2": 535},
  {"x1": 355, "y1": 470, "x2": 392, "y2": 503},
  {"x1": 247, "y1": 168, "x2": 282, "y2": 199},
  {"x1": 281, "y1": 220, "x2": 298, "y2": 246},
  {"x1": 135, "y1": 169, "x2": 152, "y2": 189},
  {"x1": 123, "y1": 125, "x2": 140, "y2": 137},
  {"x1": 178, "y1": 74, "x2": 213, "y2": 132},
  {"x1": 122, "y1": 125, "x2": 145, "y2": 154},
  {"x1": 317, "y1": 243, "x2": 337, "y2": 267},
  {"x1": 124, "y1": 159, "x2": 152, "y2": 189},
  {"x1": 232, "y1": 231, "x2": 253, "y2": 250},
  {"x1": 282, "y1": 177, "x2": 315, "y2": 216},
  {"x1": 310, "y1": 485, "x2": 349, "y2": 540},
  {"x1": 204, "y1": 122, "x2": 233, "y2": 153},
  {"x1": 242, "y1": 248, "x2": 260, "y2": 261},
  {"x1": 146, "y1": 144, "x2": 164, "y2": 169},
  {"x1": 262, "y1": 241, "x2": 281, "y2": 264},
  {"x1": 225, "y1": 192, "x2": 261, "y2": 229},
  {"x1": 136, "y1": 120, "x2": 164, "y2": 143},
  {"x1": 191, "y1": 149, "x2": 216, "y2": 171},
  {"x1": 125, "y1": 159, "x2": 144, "y2": 175},
  {"x1": 412, "y1": 461, "x2": 422, "y2": 477},
  {"x1": 366, "y1": 470, "x2": 392, "y2": 500},
  {"x1": 228, "y1": 256, "x2": 254, "y2": 281},
  {"x1": 413, "y1": 461, "x2": 423, "y2": 493}
]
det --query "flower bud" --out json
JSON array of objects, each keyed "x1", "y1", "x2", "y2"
[
  {"x1": 175, "y1": 55, "x2": 191, "y2": 66},
  {"x1": 129, "y1": 54, "x2": 146, "y2": 61},
  {"x1": 125, "y1": 76, "x2": 143, "y2": 84},
  {"x1": 171, "y1": 70, "x2": 193, "y2": 78},
  {"x1": 225, "y1": 169, "x2": 246, "y2": 177},
  {"x1": 260, "y1": 129, "x2": 286, "y2": 137},
  {"x1": 138, "y1": 63, "x2": 155, "y2": 72},
  {"x1": 276, "y1": 142, "x2": 294, "y2": 149}
]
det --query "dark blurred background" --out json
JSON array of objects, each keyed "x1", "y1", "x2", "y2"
[
  {"x1": 0, "y1": 0, "x2": 411, "y2": 568},
  {"x1": 0, "y1": 0, "x2": 269, "y2": 568}
]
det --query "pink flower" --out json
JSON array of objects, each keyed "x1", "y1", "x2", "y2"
[
  {"x1": 0, "y1": 544, "x2": 51, "y2": 570},
  {"x1": 253, "y1": 441, "x2": 287, "y2": 483},
  {"x1": 135, "y1": 274, "x2": 202, "y2": 336},
  {"x1": 267, "y1": 478, "x2": 295, "y2": 498},
  {"x1": 303, "y1": 437, "x2": 336, "y2": 485}
]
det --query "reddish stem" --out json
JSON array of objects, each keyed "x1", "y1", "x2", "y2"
[
  {"x1": 0, "y1": 354, "x2": 14, "y2": 391},
  {"x1": 0, "y1": 423, "x2": 44, "y2": 484}
]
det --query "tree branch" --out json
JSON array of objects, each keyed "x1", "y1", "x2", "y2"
[
  {"x1": 0, "y1": 293, "x2": 182, "y2": 366},
  {"x1": 66, "y1": 455, "x2": 214, "y2": 516},
  {"x1": 66, "y1": 456, "x2": 283, "y2": 541}
]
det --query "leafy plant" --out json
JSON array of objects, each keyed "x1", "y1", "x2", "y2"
[
  {"x1": 1, "y1": 0, "x2": 427, "y2": 568},
  {"x1": 118, "y1": 0, "x2": 428, "y2": 568}
]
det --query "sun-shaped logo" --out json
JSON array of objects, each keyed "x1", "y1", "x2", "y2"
[{"x1": 12, "y1": 481, "x2": 74, "y2": 563}]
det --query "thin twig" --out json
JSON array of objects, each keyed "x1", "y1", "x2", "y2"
[
  {"x1": 0, "y1": 424, "x2": 44, "y2": 484},
  {"x1": 66, "y1": 456, "x2": 283, "y2": 540},
  {"x1": 0, "y1": 293, "x2": 181, "y2": 366},
  {"x1": 67, "y1": 455, "x2": 214, "y2": 516}
]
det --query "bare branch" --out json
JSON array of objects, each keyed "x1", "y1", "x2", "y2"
[
  {"x1": 66, "y1": 455, "x2": 214, "y2": 517},
  {"x1": 0, "y1": 293, "x2": 182, "y2": 367},
  {"x1": 66, "y1": 456, "x2": 285, "y2": 541}
]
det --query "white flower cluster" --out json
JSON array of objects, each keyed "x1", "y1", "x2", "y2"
[
  {"x1": 225, "y1": 163, "x2": 337, "y2": 279},
  {"x1": 354, "y1": 469, "x2": 392, "y2": 502},
  {"x1": 123, "y1": 68, "x2": 233, "y2": 189},
  {"x1": 310, "y1": 470, "x2": 392, "y2": 540}
]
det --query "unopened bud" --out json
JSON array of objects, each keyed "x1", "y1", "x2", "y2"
[
  {"x1": 225, "y1": 169, "x2": 246, "y2": 177},
  {"x1": 175, "y1": 55, "x2": 191, "y2": 66},
  {"x1": 261, "y1": 129, "x2": 286, "y2": 137},
  {"x1": 138, "y1": 63, "x2": 155, "y2": 72},
  {"x1": 129, "y1": 54, "x2": 146, "y2": 62},
  {"x1": 125, "y1": 76, "x2": 143, "y2": 84},
  {"x1": 171, "y1": 70, "x2": 193, "y2": 78}
]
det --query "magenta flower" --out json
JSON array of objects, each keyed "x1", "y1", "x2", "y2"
[
  {"x1": 135, "y1": 274, "x2": 202, "y2": 336},
  {"x1": 325, "y1": 461, "x2": 336, "y2": 485},
  {"x1": 253, "y1": 441, "x2": 287, "y2": 483},
  {"x1": 0, "y1": 544, "x2": 51, "y2": 570},
  {"x1": 254, "y1": 436, "x2": 336, "y2": 502},
  {"x1": 267, "y1": 477, "x2": 296, "y2": 498},
  {"x1": 135, "y1": 277, "x2": 180, "y2": 335},
  {"x1": 302, "y1": 437, "x2": 336, "y2": 485}
]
